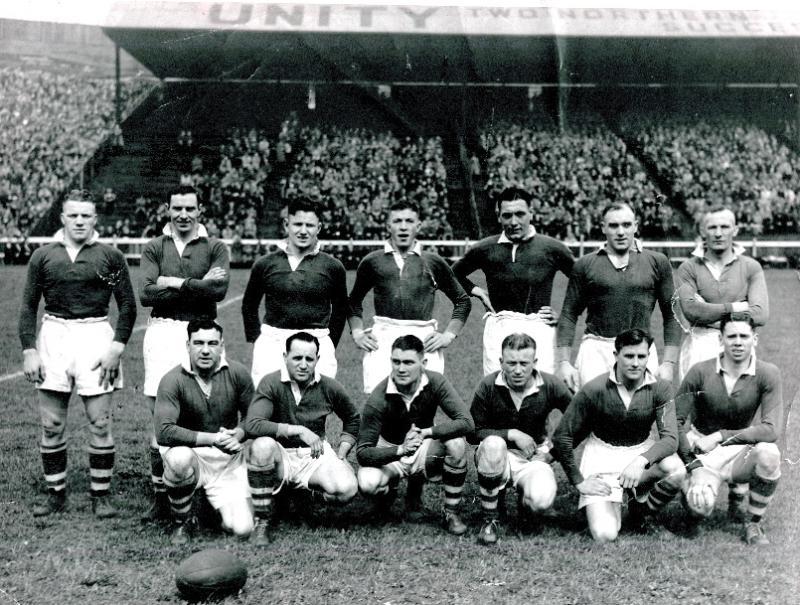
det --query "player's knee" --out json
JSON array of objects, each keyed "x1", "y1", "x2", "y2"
[
  {"x1": 330, "y1": 473, "x2": 358, "y2": 503},
  {"x1": 162, "y1": 447, "x2": 195, "y2": 479},
  {"x1": 40, "y1": 415, "x2": 66, "y2": 442},
  {"x1": 443, "y1": 437, "x2": 467, "y2": 464},
  {"x1": 753, "y1": 443, "x2": 781, "y2": 478},
  {"x1": 222, "y1": 510, "x2": 254, "y2": 538},
  {"x1": 357, "y1": 467, "x2": 387, "y2": 496},
  {"x1": 88, "y1": 412, "x2": 112, "y2": 438},
  {"x1": 588, "y1": 520, "x2": 619, "y2": 543},
  {"x1": 522, "y1": 481, "x2": 556, "y2": 512},
  {"x1": 248, "y1": 437, "x2": 279, "y2": 466},
  {"x1": 659, "y1": 454, "x2": 686, "y2": 485},
  {"x1": 476, "y1": 436, "x2": 507, "y2": 475}
]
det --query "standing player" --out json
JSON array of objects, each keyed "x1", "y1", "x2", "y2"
[
  {"x1": 242, "y1": 198, "x2": 348, "y2": 386},
  {"x1": 676, "y1": 314, "x2": 782, "y2": 545},
  {"x1": 556, "y1": 202, "x2": 681, "y2": 391},
  {"x1": 349, "y1": 200, "x2": 471, "y2": 394},
  {"x1": 673, "y1": 206, "x2": 768, "y2": 380},
  {"x1": 155, "y1": 319, "x2": 254, "y2": 545},
  {"x1": 452, "y1": 187, "x2": 574, "y2": 375},
  {"x1": 140, "y1": 185, "x2": 229, "y2": 521},
  {"x1": 357, "y1": 335, "x2": 474, "y2": 535},
  {"x1": 19, "y1": 190, "x2": 137, "y2": 518},
  {"x1": 245, "y1": 332, "x2": 360, "y2": 543},
  {"x1": 552, "y1": 329, "x2": 684, "y2": 542},
  {"x1": 470, "y1": 333, "x2": 572, "y2": 545}
]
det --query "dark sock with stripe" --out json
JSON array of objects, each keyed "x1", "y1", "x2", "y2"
[
  {"x1": 646, "y1": 478, "x2": 681, "y2": 512},
  {"x1": 41, "y1": 442, "x2": 67, "y2": 494},
  {"x1": 477, "y1": 471, "x2": 505, "y2": 520},
  {"x1": 149, "y1": 446, "x2": 166, "y2": 498},
  {"x1": 165, "y1": 474, "x2": 197, "y2": 523},
  {"x1": 248, "y1": 463, "x2": 276, "y2": 520},
  {"x1": 442, "y1": 459, "x2": 467, "y2": 512},
  {"x1": 88, "y1": 444, "x2": 115, "y2": 498},
  {"x1": 748, "y1": 474, "x2": 779, "y2": 523}
]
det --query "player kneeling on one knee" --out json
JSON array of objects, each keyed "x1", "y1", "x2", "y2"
[
  {"x1": 553, "y1": 328, "x2": 684, "y2": 543},
  {"x1": 155, "y1": 319, "x2": 254, "y2": 545},
  {"x1": 676, "y1": 313, "x2": 783, "y2": 545},
  {"x1": 356, "y1": 335, "x2": 474, "y2": 535},
  {"x1": 469, "y1": 332, "x2": 572, "y2": 545},
  {"x1": 245, "y1": 332, "x2": 360, "y2": 544}
]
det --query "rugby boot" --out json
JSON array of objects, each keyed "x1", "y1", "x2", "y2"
[
  {"x1": 477, "y1": 518, "x2": 500, "y2": 546},
  {"x1": 92, "y1": 495, "x2": 118, "y2": 519},
  {"x1": 743, "y1": 521, "x2": 769, "y2": 545},
  {"x1": 251, "y1": 517, "x2": 272, "y2": 547},
  {"x1": 443, "y1": 509, "x2": 468, "y2": 536},
  {"x1": 32, "y1": 491, "x2": 66, "y2": 517},
  {"x1": 728, "y1": 491, "x2": 749, "y2": 522},
  {"x1": 170, "y1": 519, "x2": 194, "y2": 546}
]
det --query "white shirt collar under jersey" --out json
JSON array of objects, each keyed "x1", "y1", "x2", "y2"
[
  {"x1": 495, "y1": 370, "x2": 544, "y2": 411},
  {"x1": 598, "y1": 238, "x2": 643, "y2": 255},
  {"x1": 163, "y1": 223, "x2": 208, "y2": 257},
  {"x1": 280, "y1": 364, "x2": 322, "y2": 405},
  {"x1": 498, "y1": 225, "x2": 536, "y2": 263},
  {"x1": 276, "y1": 239, "x2": 322, "y2": 271},
  {"x1": 181, "y1": 354, "x2": 229, "y2": 398},
  {"x1": 386, "y1": 371, "x2": 430, "y2": 411},
  {"x1": 384, "y1": 240, "x2": 423, "y2": 272},
  {"x1": 54, "y1": 228, "x2": 100, "y2": 261},
  {"x1": 716, "y1": 351, "x2": 757, "y2": 395},
  {"x1": 608, "y1": 366, "x2": 657, "y2": 409},
  {"x1": 690, "y1": 242, "x2": 747, "y2": 281},
  {"x1": 598, "y1": 238, "x2": 643, "y2": 270}
]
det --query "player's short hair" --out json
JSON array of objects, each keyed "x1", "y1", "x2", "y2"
[
  {"x1": 719, "y1": 312, "x2": 755, "y2": 334},
  {"x1": 601, "y1": 202, "x2": 636, "y2": 221},
  {"x1": 168, "y1": 185, "x2": 199, "y2": 203},
  {"x1": 391, "y1": 334, "x2": 425, "y2": 356},
  {"x1": 614, "y1": 328, "x2": 652, "y2": 352},
  {"x1": 495, "y1": 187, "x2": 532, "y2": 211},
  {"x1": 286, "y1": 197, "x2": 322, "y2": 220},
  {"x1": 63, "y1": 189, "x2": 95, "y2": 207},
  {"x1": 388, "y1": 200, "x2": 420, "y2": 217},
  {"x1": 501, "y1": 332, "x2": 537, "y2": 353},
  {"x1": 187, "y1": 318, "x2": 223, "y2": 339},
  {"x1": 285, "y1": 331, "x2": 320, "y2": 354}
]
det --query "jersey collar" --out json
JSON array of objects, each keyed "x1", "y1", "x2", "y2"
[
  {"x1": 386, "y1": 372, "x2": 430, "y2": 409},
  {"x1": 498, "y1": 225, "x2": 536, "y2": 245},
  {"x1": 690, "y1": 242, "x2": 747, "y2": 262},
  {"x1": 716, "y1": 352, "x2": 757, "y2": 376},
  {"x1": 181, "y1": 354, "x2": 229, "y2": 376},
  {"x1": 494, "y1": 369, "x2": 543, "y2": 396},
  {"x1": 54, "y1": 228, "x2": 100, "y2": 246},
  {"x1": 279, "y1": 365, "x2": 322, "y2": 386},
  {"x1": 276, "y1": 239, "x2": 322, "y2": 256},
  {"x1": 598, "y1": 238, "x2": 643, "y2": 255},
  {"x1": 163, "y1": 223, "x2": 208, "y2": 240},
  {"x1": 608, "y1": 366, "x2": 657, "y2": 391},
  {"x1": 384, "y1": 241, "x2": 423, "y2": 256}
]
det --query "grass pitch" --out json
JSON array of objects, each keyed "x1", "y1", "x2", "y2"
[{"x1": 0, "y1": 266, "x2": 797, "y2": 604}]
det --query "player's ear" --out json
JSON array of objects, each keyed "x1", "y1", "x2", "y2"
[{"x1": 752, "y1": 332, "x2": 758, "y2": 348}]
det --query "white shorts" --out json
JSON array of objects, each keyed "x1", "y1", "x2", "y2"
[
  {"x1": 577, "y1": 433, "x2": 654, "y2": 509},
  {"x1": 684, "y1": 427, "x2": 750, "y2": 486},
  {"x1": 482, "y1": 311, "x2": 555, "y2": 376},
  {"x1": 143, "y1": 317, "x2": 189, "y2": 397},
  {"x1": 251, "y1": 324, "x2": 337, "y2": 387},
  {"x1": 679, "y1": 327, "x2": 720, "y2": 382},
  {"x1": 160, "y1": 445, "x2": 249, "y2": 510},
  {"x1": 476, "y1": 445, "x2": 555, "y2": 490},
  {"x1": 362, "y1": 316, "x2": 444, "y2": 394},
  {"x1": 376, "y1": 435, "x2": 444, "y2": 480},
  {"x1": 36, "y1": 314, "x2": 122, "y2": 396},
  {"x1": 272, "y1": 440, "x2": 339, "y2": 494},
  {"x1": 575, "y1": 334, "x2": 659, "y2": 387}
]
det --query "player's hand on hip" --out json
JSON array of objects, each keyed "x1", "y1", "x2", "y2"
[
  {"x1": 538, "y1": 306, "x2": 559, "y2": 326},
  {"x1": 619, "y1": 455, "x2": 648, "y2": 489},
  {"x1": 23, "y1": 349, "x2": 45, "y2": 384},
  {"x1": 352, "y1": 329, "x2": 378, "y2": 352},
  {"x1": 577, "y1": 475, "x2": 613, "y2": 497},
  {"x1": 508, "y1": 429, "x2": 536, "y2": 459},
  {"x1": 423, "y1": 330, "x2": 455, "y2": 352},
  {"x1": 656, "y1": 361, "x2": 675, "y2": 383},
  {"x1": 472, "y1": 287, "x2": 495, "y2": 314},
  {"x1": 92, "y1": 341, "x2": 125, "y2": 389},
  {"x1": 203, "y1": 266, "x2": 227, "y2": 281},
  {"x1": 557, "y1": 361, "x2": 579, "y2": 393}
]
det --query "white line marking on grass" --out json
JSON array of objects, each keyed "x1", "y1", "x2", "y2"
[{"x1": 0, "y1": 295, "x2": 243, "y2": 384}]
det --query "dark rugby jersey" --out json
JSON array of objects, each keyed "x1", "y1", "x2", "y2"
[
  {"x1": 139, "y1": 234, "x2": 229, "y2": 321},
  {"x1": 19, "y1": 239, "x2": 136, "y2": 349}
]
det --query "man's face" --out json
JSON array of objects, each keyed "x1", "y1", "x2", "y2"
[
  {"x1": 61, "y1": 201, "x2": 97, "y2": 245},
  {"x1": 283, "y1": 339, "x2": 319, "y2": 385},
  {"x1": 701, "y1": 209, "x2": 738, "y2": 254},
  {"x1": 497, "y1": 199, "x2": 533, "y2": 242},
  {"x1": 168, "y1": 193, "x2": 200, "y2": 236},
  {"x1": 720, "y1": 321, "x2": 757, "y2": 364},
  {"x1": 187, "y1": 328, "x2": 223, "y2": 374},
  {"x1": 387, "y1": 209, "x2": 421, "y2": 251},
  {"x1": 285, "y1": 210, "x2": 321, "y2": 253},
  {"x1": 602, "y1": 206, "x2": 638, "y2": 254},
  {"x1": 390, "y1": 348, "x2": 426, "y2": 388},
  {"x1": 500, "y1": 346, "x2": 536, "y2": 390},
  {"x1": 614, "y1": 341, "x2": 650, "y2": 385}
]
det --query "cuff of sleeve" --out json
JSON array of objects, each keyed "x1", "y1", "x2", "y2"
[
  {"x1": 686, "y1": 459, "x2": 704, "y2": 473},
  {"x1": 339, "y1": 433, "x2": 356, "y2": 447},
  {"x1": 277, "y1": 423, "x2": 290, "y2": 439},
  {"x1": 731, "y1": 301, "x2": 749, "y2": 313}
]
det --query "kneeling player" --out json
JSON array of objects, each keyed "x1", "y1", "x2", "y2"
[
  {"x1": 676, "y1": 313, "x2": 782, "y2": 545},
  {"x1": 470, "y1": 333, "x2": 572, "y2": 545},
  {"x1": 155, "y1": 320, "x2": 254, "y2": 545},
  {"x1": 245, "y1": 332, "x2": 360, "y2": 544},
  {"x1": 356, "y1": 335, "x2": 474, "y2": 535},
  {"x1": 553, "y1": 328, "x2": 685, "y2": 542}
]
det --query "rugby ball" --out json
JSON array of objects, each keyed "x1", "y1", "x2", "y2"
[{"x1": 175, "y1": 549, "x2": 247, "y2": 600}]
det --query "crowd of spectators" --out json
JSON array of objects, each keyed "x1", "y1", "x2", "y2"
[
  {"x1": 479, "y1": 115, "x2": 678, "y2": 240},
  {"x1": 281, "y1": 120, "x2": 453, "y2": 240},
  {"x1": 623, "y1": 114, "x2": 800, "y2": 235},
  {"x1": 0, "y1": 67, "x2": 150, "y2": 239}
]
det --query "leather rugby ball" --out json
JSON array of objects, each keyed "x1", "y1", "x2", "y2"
[{"x1": 175, "y1": 549, "x2": 247, "y2": 600}]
